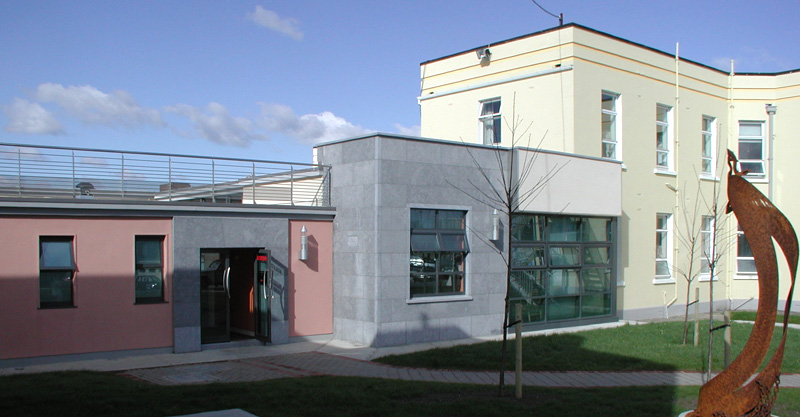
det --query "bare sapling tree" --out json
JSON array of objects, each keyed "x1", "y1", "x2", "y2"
[
  {"x1": 448, "y1": 97, "x2": 564, "y2": 396},
  {"x1": 673, "y1": 182, "x2": 705, "y2": 345}
]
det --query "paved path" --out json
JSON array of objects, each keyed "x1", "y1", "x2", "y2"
[{"x1": 122, "y1": 351, "x2": 800, "y2": 388}]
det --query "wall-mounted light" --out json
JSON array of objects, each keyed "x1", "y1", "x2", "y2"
[
  {"x1": 476, "y1": 47, "x2": 491, "y2": 60},
  {"x1": 298, "y1": 225, "x2": 308, "y2": 261},
  {"x1": 492, "y1": 209, "x2": 501, "y2": 241}
]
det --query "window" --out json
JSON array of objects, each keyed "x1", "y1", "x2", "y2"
[
  {"x1": 479, "y1": 99, "x2": 501, "y2": 145},
  {"x1": 656, "y1": 104, "x2": 673, "y2": 170},
  {"x1": 737, "y1": 226, "x2": 756, "y2": 276},
  {"x1": 135, "y1": 236, "x2": 165, "y2": 303},
  {"x1": 701, "y1": 116, "x2": 716, "y2": 176},
  {"x1": 738, "y1": 121, "x2": 765, "y2": 177},
  {"x1": 655, "y1": 214, "x2": 673, "y2": 282},
  {"x1": 409, "y1": 209, "x2": 468, "y2": 298},
  {"x1": 509, "y1": 215, "x2": 615, "y2": 324},
  {"x1": 601, "y1": 91, "x2": 620, "y2": 159},
  {"x1": 700, "y1": 215, "x2": 714, "y2": 279},
  {"x1": 39, "y1": 236, "x2": 76, "y2": 308}
]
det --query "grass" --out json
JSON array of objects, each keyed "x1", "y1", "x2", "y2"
[
  {"x1": 375, "y1": 321, "x2": 800, "y2": 373},
  {"x1": 2, "y1": 371, "x2": 799, "y2": 417},
  {"x1": 731, "y1": 310, "x2": 800, "y2": 325}
]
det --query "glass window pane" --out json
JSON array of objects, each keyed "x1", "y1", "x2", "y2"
[
  {"x1": 549, "y1": 246, "x2": 580, "y2": 266},
  {"x1": 136, "y1": 268, "x2": 163, "y2": 300},
  {"x1": 656, "y1": 126, "x2": 669, "y2": 149},
  {"x1": 40, "y1": 239, "x2": 75, "y2": 269},
  {"x1": 548, "y1": 217, "x2": 581, "y2": 241},
  {"x1": 440, "y1": 234, "x2": 468, "y2": 252},
  {"x1": 410, "y1": 209, "x2": 436, "y2": 229},
  {"x1": 410, "y1": 234, "x2": 439, "y2": 252},
  {"x1": 738, "y1": 259, "x2": 756, "y2": 273},
  {"x1": 738, "y1": 234, "x2": 753, "y2": 257},
  {"x1": 511, "y1": 215, "x2": 545, "y2": 241},
  {"x1": 437, "y1": 274, "x2": 463, "y2": 293},
  {"x1": 437, "y1": 210, "x2": 465, "y2": 230},
  {"x1": 739, "y1": 123, "x2": 762, "y2": 137},
  {"x1": 582, "y1": 294, "x2": 611, "y2": 317},
  {"x1": 656, "y1": 260, "x2": 670, "y2": 276},
  {"x1": 510, "y1": 270, "x2": 545, "y2": 298},
  {"x1": 657, "y1": 105, "x2": 670, "y2": 122},
  {"x1": 582, "y1": 268, "x2": 611, "y2": 292},
  {"x1": 584, "y1": 247, "x2": 610, "y2": 264},
  {"x1": 510, "y1": 299, "x2": 544, "y2": 323},
  {"x1": 602, "y1": 113, "x2": 615, "y2": 140},
  {"x1": 582, "y1": 218, "x2": 612, "y2": 241},
  {"x1": 511, "y1": 246, "x2": 545, "y2": 267},
  {"x1": 547, "y1": 269, "x2": 580, "y2": 296},
  {"x1": 40, "y1": 270, "x2": 72, "y2": 305},
  {"x1": 739, "y1": 161, "x2": 764, "y2": 174},
  {"x1": 738, "y1": 142, "x2": 762, "y2": 160},
  {"x1": 601, "y1": 93, "x2": 616, "y2": 111},
  {"x1": 135, "y1": 238, "x2": 162, "y2": 265},
  {"x1": 410, "y1": 272, "x2": 435, "y2": 296},
  {"x1": 548, "y1": 296, "x2": 579, "y2": 320}
]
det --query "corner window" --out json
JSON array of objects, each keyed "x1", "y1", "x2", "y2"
[
  {"x1": 510, "y1": 215, "x2": 615, "y2": 324},
  {"x1": 656, "y1": 104, "x2": 673, "y2": 171},
  {"x1": 655, "y1": 214, "x2": 673, "y2": 282},
  {"x1": 135, "y1": 236, "x2": 165, "y2": 303},
  {"x1": 738, "y1": 121, "x2": 765, "y2": 177},
  {"x1": 701, "y1": 116, "x2": 716, "y2": 176},
  {"x1": 479, "y1": 99, "x2": 501, "y2": 145},
  {"x1": 40, "y1": 236, "x2": 75, "y2": 308},
  {"x1": 601, "y1": 91, "x2": 620, "y2": 159},
  {"x1": 410, "y1": 209, "x2": 468, "y2": 298}
]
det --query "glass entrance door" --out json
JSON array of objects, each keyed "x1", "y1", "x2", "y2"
[
  {"x1": 254, "y1": 250, "x2": 271, "y2": 342},
  {"x1": 200, "y1": 249, "x2": 230, "y2": 344}
]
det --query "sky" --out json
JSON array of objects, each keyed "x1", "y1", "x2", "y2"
[{"x1": 2, "y1": 0, "x2": 799, "y2": 164}]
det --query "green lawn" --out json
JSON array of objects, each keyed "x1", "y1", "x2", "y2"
[
  {"x1": 2, "y1": 371, "x2": 799, "y2": 417},
  {"x1": 731, "y1": 310, "x2": 800, "y2": 325},
  {"x1": 375, "y1": 321, "x2": 800, "y2": 373}
]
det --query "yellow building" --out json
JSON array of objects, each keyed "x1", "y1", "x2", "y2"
[{"x1": 419, "y1": 23, "x2": 800, "y2": 320}]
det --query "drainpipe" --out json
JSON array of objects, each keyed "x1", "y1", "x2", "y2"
[
  {"x1": 766, "y1": 104, "x2": 777, "y2": 201},
  {"x1": 664, "y1": 42, "x2": 680, "y2": 319}
]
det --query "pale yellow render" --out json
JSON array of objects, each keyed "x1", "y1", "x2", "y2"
[{"x1": 419, "y1": 24, "x2": 800, "y2": 319}]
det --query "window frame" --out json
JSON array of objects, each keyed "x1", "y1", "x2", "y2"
[
  {"x1": 39, "y1": 236, "x2": 76, "y2": 309},
  {"x1": 135, "y1": 235, "x2": 166, "y2": 304},
  {"x1": 479, "y1": 98, "x2": 501, "y2": 145},
  {"x1": 738, "y1": 121, "x2": 766, "y2": 178},
  {"x1": 655, "y1": 104, "x2": 674, "y2": 172},
  {"x1": 654, "y1": 213, "x2": 674, "y2": 283},
  {"x1": 701, "y1": 116, "x2": 717, "y2": 178},
  {"x1": 409, "y1": 208, "x2": 469, "y2": 299},
  {"x1": 601, "y1": 91, "x2": 621, "y2": 160}
]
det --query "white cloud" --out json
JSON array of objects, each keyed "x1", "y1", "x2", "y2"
[
  {"x1": 259, "y1": 103, "x2": 369, "y2": 144},
  {"x1": 166, "y1": 102, "x2": 267, "y2": 147},
  {"x1": 2, "y1": 98, "x2": 64, "y2": 135},
  {"x1": 394, "y1": 124, "x2": 420, "y2": 137},
  {"x1": 246, "y1": 6, "x2": 303, "y2": 41},
  {"x1": 34, "y1": 83, "x2": 164, "y2": 128}
]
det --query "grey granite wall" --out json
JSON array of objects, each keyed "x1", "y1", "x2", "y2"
[{"x1": 172, "y1": 216, "x2": 290, "y2": 353}]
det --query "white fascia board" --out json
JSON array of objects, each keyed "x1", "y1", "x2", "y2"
[{"x1": 418, "y1": 65, "x2": 573, "y2": 103}]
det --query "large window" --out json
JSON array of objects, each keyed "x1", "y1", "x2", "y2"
[
  {"x1": 479, "y1": 99, "x2": 501, "y2": 145},
  {"x1": 509, "y1": 215, "x2": 615, "y2": 324},
  {"x1": 655, "y1": 214, "x2": 673, "y2": 282},
  {"x1": 656, "y1": 104, "x2": 673, "y2": 170},
  {"x1": 737, "y1": 226, "x2": 756, "y2": 277},
  {"x1": 701, "y1": 116, "x2": 716, "y2": 176},
  {"x1": 409, "y1": 209, "x2": 468, "y2": 298},
  {"x1": 135, "y1": 236, "x2": 165, "y2": 303},
  {"x1": 601, "y1": 91, "x2": 620, "y2": 159},
  {"x1": 39, "y1": 236, "x2": 76, "y2": 308},
  {"x1": 738, "y1": 121, "x2": 765, "y2": 177}
]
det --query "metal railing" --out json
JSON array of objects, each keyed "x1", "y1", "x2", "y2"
[{"x1": 0, "y1": 143, "x2": 330, "y2": 207}]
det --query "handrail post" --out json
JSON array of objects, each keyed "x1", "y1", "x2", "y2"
[
  {"x1": 17, "y1": 147, "x2": 22, "y2": 196},
  {"x1": 121, "y1": 153, "x2": 125, "y2": 198},
  {"x1": 168, "y1": 157, "x2": 173, "y2": 201},
  {"x1": 71, "y1": 150, "x2": 76, "y2": 198},
  {"x1": 290, "y1": 166, "x2": 294, "y2": 205},
  {"x1": 252, "y1": 163, "x2": 256, "y2": 204},
  {"x1": 211, "y1": 159, "x2": 216, "y2": 203}
]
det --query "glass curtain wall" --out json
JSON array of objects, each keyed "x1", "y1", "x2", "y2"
[{"x1": 509, "y1": 214, "x2": 615, "y2": 324}]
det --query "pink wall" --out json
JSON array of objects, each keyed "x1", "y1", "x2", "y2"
[
  {"x1": 288, "y1": 220, "x2": 333, "y2": 337},
  {"x1": 0, "y1": 217, "x2": 173, "y2": 359}
]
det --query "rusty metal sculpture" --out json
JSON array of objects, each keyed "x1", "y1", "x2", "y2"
[{"x1": 689, "y1": 150, "x2": 797, "y2": 417}]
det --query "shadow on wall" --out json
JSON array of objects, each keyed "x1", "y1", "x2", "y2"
[
  {"x1": 370, "y1": 312, "x2": 474, "y2": 348},
  {"x1": 303, "y1": 235, "x2": 319, "y2": 272}
]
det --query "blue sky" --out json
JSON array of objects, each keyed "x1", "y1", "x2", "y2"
[{"x1": 2, "y1": 0, "x2": 799, "y2": 163}]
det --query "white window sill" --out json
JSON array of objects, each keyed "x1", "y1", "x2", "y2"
[
  {"x1": 734, "y1": 274, "x2": 759, "y2": 280},
  {"x1": 744, "y1": 176, "x2": 768, "y2": 183},
  {"x1": 699, "y1": 174, "x2": 720, "y2": 182},
  {"x1": 407, "y1": 295, "x2": 473, "y2": 304},
  {"x1": 698, "y1": 275, "x2": 718, "y2": 282},
  {"x1": 616, "y1": 280, "x2": 626, "y2": 287},
  {"x1": 652, "y1": 278, "x2": 676, "y2": 285},
  {"x1": 653, "y1": 168, "x2": 677, "y2": 176}
]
